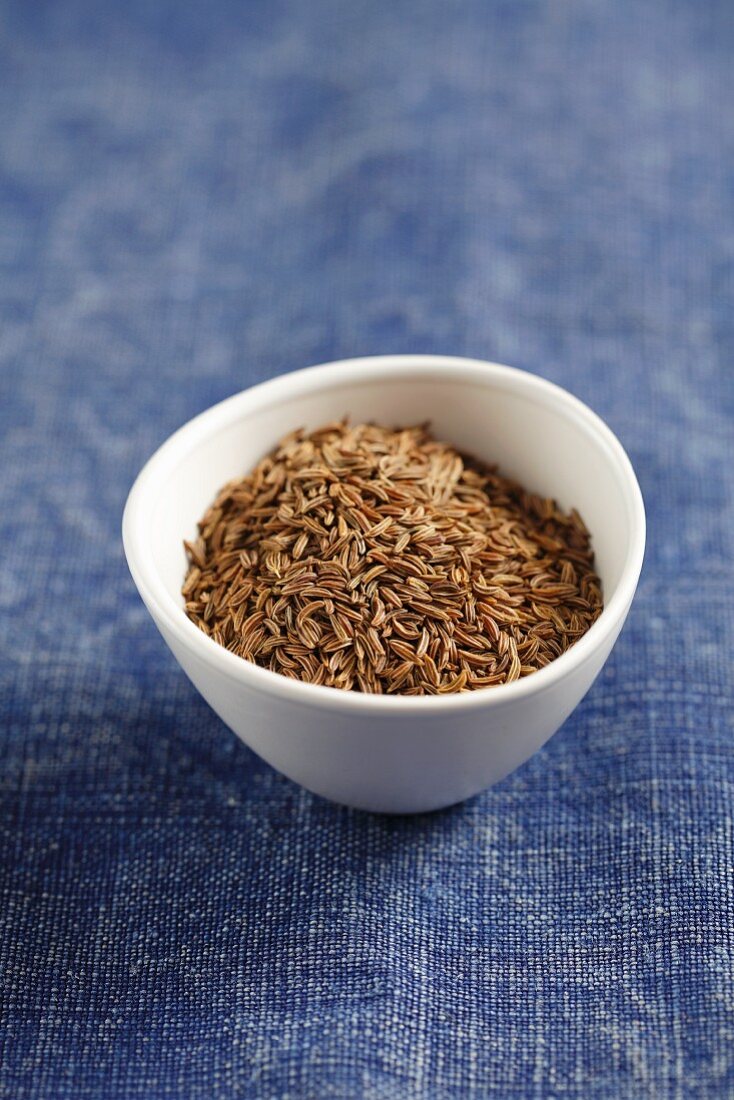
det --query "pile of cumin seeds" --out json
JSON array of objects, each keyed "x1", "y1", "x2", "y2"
[{"x1": 182, "y1": 420, "x2": 603, "y2": 695}]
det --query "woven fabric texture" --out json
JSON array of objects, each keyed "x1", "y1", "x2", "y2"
[{"x1": 1, "y1": 1, "x2": 733, "y2": 1097}]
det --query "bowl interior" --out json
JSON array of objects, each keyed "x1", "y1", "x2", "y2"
[{"x1": 139, "y1": 361, "x2": 638, "y2": 625}]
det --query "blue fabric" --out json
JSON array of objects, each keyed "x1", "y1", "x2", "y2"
[{"x1": 1, "y1": 0, "x2": 732, "y2": 1096}]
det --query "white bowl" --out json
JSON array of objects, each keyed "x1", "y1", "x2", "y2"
[{"x1": 123, "y1": 355, "x2": 645, "y2": 813}]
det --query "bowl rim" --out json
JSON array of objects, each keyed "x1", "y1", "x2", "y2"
[{"x1": 122, "y1": 354, "x2": 646, "y2": 714}]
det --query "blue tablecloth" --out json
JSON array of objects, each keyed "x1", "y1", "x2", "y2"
[{"x1": 1, "y1": 1, "x2": 732, "y2": 1096}]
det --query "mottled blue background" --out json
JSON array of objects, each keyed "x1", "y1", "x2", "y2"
[{"x1": 1, "y1": 1, "x2": 733, "y2": 1097}]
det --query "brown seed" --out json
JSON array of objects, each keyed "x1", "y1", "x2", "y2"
[{"x1": 182, "y1": 419, "x2": 602, "y2": 694}]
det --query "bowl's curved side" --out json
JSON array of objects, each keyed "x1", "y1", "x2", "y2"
[{"x1": 153, "y1": 596, "x2": 634, "y2": 814}]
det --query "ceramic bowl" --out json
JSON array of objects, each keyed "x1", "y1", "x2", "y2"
[{"x1": 123, "y1": 355, "x2": 645, "y2": 813}]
